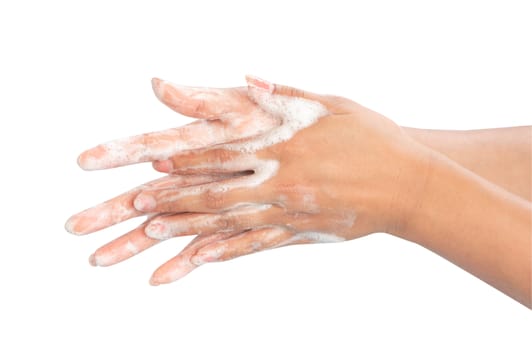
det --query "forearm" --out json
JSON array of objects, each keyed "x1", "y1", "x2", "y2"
[
  {"x1": 398, "y1": 150, "x2": 532, "y2": 307},
  {"x1": 403, "y1": 126, "x2": 532, "y2": 201}
]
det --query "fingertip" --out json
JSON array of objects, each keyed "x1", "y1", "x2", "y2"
[
  {"x1": 149, "y1": 275, "x2": 161, "y2": 286},
  {"x1": 89, "y1": 254, "x2": 97, "y2": 266},
  {"x1": 65, "y1": 216, "x2": 82, "y2": 235},
  {"x1": 151, "y1": 77, "x2": 164, "y2": 100},
  {"x1": 76, "y1": 145, "x2": 107, "y2": 170},
  {"x1": 64, "y1": 217, "x2": 76, "y2": 234},
  {"x1": 149, "y1": 270, "x2": 174, "y2": 286},
  {"x1": 76, "y1": 152, "x2": 92, "y2": 170},
  {"x1": 76, "y1": 153, "x2": 84, "y2": 169},
  {"x1": 151, "y1": 258, "x2": 198, "y2": 285},
  {"x1": 134, "y1": 193, "x2": 156, "y2": 212},
  {"x1": 152, "y1": 159, "x2": 173, "y2": 173},
  {"x1": 145, "y1": 221, "x2": 168, "y2": 240},
  {"x1": 192, "y1": 247, "x2": 223, "y2": 265},
  {"x1": 190, "y1": 255, "x2": 204, "y2": 266}
]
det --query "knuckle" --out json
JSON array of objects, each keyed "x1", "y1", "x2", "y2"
[
  {"x1": 174, "y1": 126, "x2": 192, "y2": 140},
  {"x1": 217, "y1": 213, "x2": 238, "y2": 230},
  {"x1": 201, "y1": 188, "x2": 225, "y2": 210},
  {"x1": 287, "y1": 87, "x2": 299, "y2": 97},
  {"x1": 278, "y1": 85, "x2": 303, "y2": 98},
  {"x1": 192, "y1": 99, "x2": 206, "y2": 114},
  {"x1": 210, "y1": 148, "x2": 233, "y2": 164},
  {"x1": 139, "y1": 133, "x2": 151, "y2": 149}
]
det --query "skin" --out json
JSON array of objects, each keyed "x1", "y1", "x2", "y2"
[
  {"x1": 404, "y1": 127, "x2": 531, "y2": 201},
  {"x1": 66, "y1": 76, "x2": 531, "y2": 307}
]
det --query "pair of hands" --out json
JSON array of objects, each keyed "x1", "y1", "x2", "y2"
[{"x1": 66, "y1": 76, "x2": 426, "y2": 285}]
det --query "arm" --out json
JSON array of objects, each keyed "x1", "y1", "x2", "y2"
[
  {"x1": 403, "y1": 127, "x2": 532, "y2": 201},
  {"x1": 396, "y1": 147, "x2": 532, "y2": 307}
]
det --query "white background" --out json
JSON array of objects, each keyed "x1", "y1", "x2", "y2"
[{"x1": 1, "y1": 0, "x2": 530, "y2": 349}]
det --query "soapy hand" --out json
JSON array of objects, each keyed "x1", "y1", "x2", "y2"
[
  {"x1": 76, "y1": 78, "x2": 280, "y2": 170},
  {"x1": 67, "y1": 77, "x2": 427, "y2": 285}
]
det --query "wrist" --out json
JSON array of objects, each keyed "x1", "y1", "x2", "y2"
[{"x1": 383, "y1": 140, "x2": 439, "y2": 239}]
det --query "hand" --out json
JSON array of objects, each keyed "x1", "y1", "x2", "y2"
[
  {"x1": 66, "y1": 76, "x2": 532, "y2": 307},
  {"x1": 67, "y1": 77, "x2": 284, "y2": 267},
  {"x1": 76, "y1": 77, "x2": 280, "y2": 170},
  {"x1": 66, "y1": 77, "x2": 429, "y2": 285}
]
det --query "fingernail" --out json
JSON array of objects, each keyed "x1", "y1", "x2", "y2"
[
  {"x1": 145, "y1": 221, "x2": 167, "y2": 239},
  {"x1": 149, "y1": 275, "x2": 161, "y2": 286},
  {"x1": 64, "y1": 216, "x2": 78, "y2": 234},
  {"x1": 134, "y1": 194, "x2": 156, "y2": 212},
  {"x1": 245, "y1": 75, "x2": 274, "y2": 93},
  {"x1": 151, "y1": 77, "x2": 164, "y2": 100},
  {"x1": 89, "y1": 254, "x2": 98, "y2": 266}
]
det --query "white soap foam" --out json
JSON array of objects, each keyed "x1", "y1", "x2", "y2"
[
  {"x1": 270, "y1": 231, "x2": 345, "y2": 249},
  {"x1": 125, "y1": 240, "x2": 139, "y2": 255},
  {"x1": 224, "y1": 88, "x2": 329, "y2": 153},
  {"x1": 161, "y1": 155, "x2": 279, "y2": 202},
  {"x1": 81, "y1": 122, "x2": 222, "y2": 170},
  {"x1": 292, "y1": 231, "x2": 346, "y2": 243},
  {"x1": 147, "y1": 203, "x2": 273, "y2": 240}
]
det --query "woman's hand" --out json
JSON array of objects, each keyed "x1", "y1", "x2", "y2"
[
  {"x1": 66, "y1": 77, "x2": 429, "y2": 284},
  {"x1": 76, "y1": 78, "x2": 280, "y2": 171},
  {"x1": 66, "y1": 77, "x2": 531, "y2": 307},
  {"x1": 132, "y1": 78, "x2": 429, "y2": 284},
  {"x1": 145, "y1": 78, "x2": 427, "y2": 238}
]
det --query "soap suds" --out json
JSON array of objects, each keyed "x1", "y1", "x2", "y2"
[
  {"x1": 66, "y1": 173, "x2": 230, "y2": 235},
  {"x1": 191, "y1": 227, "x2": 345, "y2": 265},
  {"x1": 150, "y1": 155, "x2": 279, "y2": 204},
  {"x1": 78, "y1": 81, "x2": 281, "y2": 170},
  {"x1": 125, "y1": 240, "x2": 139, "y2": 255},
  {"x1": 224, "y1": 88, "x2": 329, "y2": 153},
  {"x1": 146, "y1": 203, "x2": 273, "y2": 240},
  {"x1": 79, "y1": 121, "x2": 226, "y2": 170},
  {"x1": 290, "y1": 231, "x2": 346, "y2": 244}
]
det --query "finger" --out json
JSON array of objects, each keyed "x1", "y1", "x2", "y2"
[
  {"x1": 149, "y1": 229, "x2": 242, "y2": 285},
  {"x1": 134, "y1": 157, "x2": 278, "y2": 213},
  {"x1": 89, "y1": 220, "x2": 159, "y2": 267},
  {"x1": 191, "y1": 228, "x2": 346, "y2": 266},
  {"x1": 145, "y1": 204, "x2": 278, "y2": 240},
  {"x1": 190, "y1": 226, "x2": 294, "y2": 265},
  {"x1": 65, "y1": 174, "x2": 228, "y2": 235},
  {"x1": 246, "y1": 75, "x2": 323, "y2": 103},
  {"x1": 78, "y1": 113, "x2": 278, "y2": 171},
  {"x1": 246, "y1": 75, "x2": 330, "y2": 106},
  {"x1": 239, "y1": 76, "x2": 331, "y2": 153},
  {"x1": 152, "y1": 159, "x2": 174, "y2": 173},
  {"x1": 154, "y1": 147, "x2": 243, "y2": 174},
  {"x1": 77, "y1": 120, "x2": 225, "y2": 170},
  {"x1": 79, "y1": 78, "x2": 281, "y2": 171},
  {"x1": 83, "y1": 80, "x2": 247, "y2": 170},
  {"x1": 246, "y1": 75, "x2": 353, "y2": 114},
  {"x1": 65, "y1": 188, "x2": 143, "y2": 236},
  {"x1": 152, "y1": 78, "x2": 245, "y2": 119}
]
